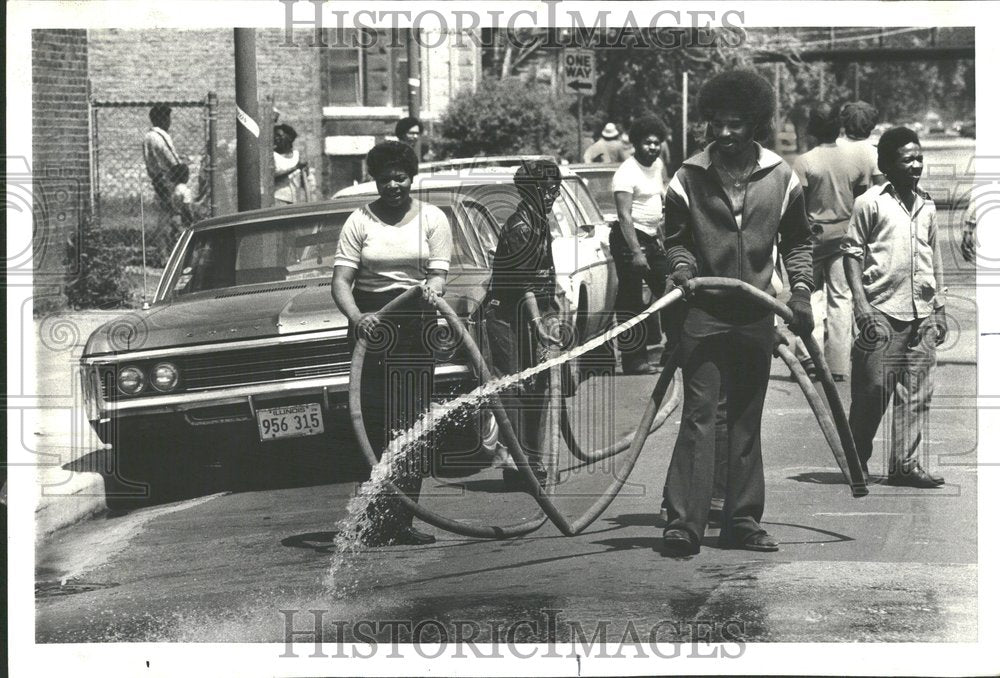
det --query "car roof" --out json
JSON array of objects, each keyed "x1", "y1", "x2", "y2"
[
  {"x1": 189, "y1": 198, "x2": 370, "y2": 231},
  {"x1": 418, "y1": 155, "x2": 557, "y2": 172},
  {"x1": 567, "y1": 162, "x2": 622, "y2": 170},
  {"x1": 334, "y1": 165, "x2": 584, "y2": 198}
]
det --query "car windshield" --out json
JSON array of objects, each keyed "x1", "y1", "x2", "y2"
[
  {"x1": 576, "y1": 172, "x2": 615, "y2": 215},
  {"x1": 562, "y1": 176, "x2": 607, "y2": 224},
  {"x1": 165, "y1": 191, "x2": 506, "y2": 298},
  {"x1": 167, "y1": 214, "x2": 350, "y2": 296}
]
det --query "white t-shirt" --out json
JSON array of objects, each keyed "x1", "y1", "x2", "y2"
[
  {"x1": 334, "y1": 200, "x2": 452, "y2": 293},
  {"x1": 612, "y1": 156, "x2": 665, "y2": 237},
  {"x1": 837, "y1": 136, "x2": 882, "y2": 184}
]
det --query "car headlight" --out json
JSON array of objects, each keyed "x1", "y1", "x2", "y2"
[
  {"x1": 117, "y1": 365, "x2": 145, "y2": 395},
  {"x1": 151, "y1": 362, "x2": 180, "y2": 392}
]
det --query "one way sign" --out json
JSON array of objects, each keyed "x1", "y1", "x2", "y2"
[{"x1": 562, "y1": 48, "x2": 596, "y2": 97}]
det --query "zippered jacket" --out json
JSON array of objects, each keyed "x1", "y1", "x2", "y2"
[{"x1": 663, "y1": 142, "x2": 814, "y2": 321}]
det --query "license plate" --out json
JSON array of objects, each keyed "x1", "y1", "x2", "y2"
[{"x1": 256, "y1": 403, "x2": 324, "y2": 441}]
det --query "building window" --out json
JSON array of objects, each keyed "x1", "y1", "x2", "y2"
[{"x1": 324, "y1": 30, "x2": 413, "y2": 108}]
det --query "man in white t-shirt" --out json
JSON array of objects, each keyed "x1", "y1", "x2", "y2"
[
  {"x1": 837, "y1": 101, "x2": 885, "y2": 187},
  {"x1": 610, "y1": 115, "x2": 670, "y2": 374}
]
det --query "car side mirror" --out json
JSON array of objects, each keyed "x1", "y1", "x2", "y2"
[{"x1": 580, "y1": 223, "x2": 596, "y2": 237}]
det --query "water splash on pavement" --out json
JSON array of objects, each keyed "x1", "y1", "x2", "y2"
[{"x1": 324, "y1": 372, "x2": 531, "y2": 596}]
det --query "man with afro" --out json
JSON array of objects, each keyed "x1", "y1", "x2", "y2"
[
  {"x1": 841, "y1": 126, "x2": 947, "y2": 488},
  {"x1": 610, "y1": 115, "x2": 672, "y2": 374},
  {"x1": 659, "y1": 70, "x2": 815, "y2": 556}
]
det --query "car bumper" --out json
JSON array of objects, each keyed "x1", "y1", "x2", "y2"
[{"x1": 88, "y1": 363, "x2": 473, "y2": 443}]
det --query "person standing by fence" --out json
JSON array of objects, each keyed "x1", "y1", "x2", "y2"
[{"x1": 142, "y1": 104, "x2": 185, "y2": 241}]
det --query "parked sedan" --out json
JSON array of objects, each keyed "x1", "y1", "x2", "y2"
[{"x1": 81, "y1": 165, "x2": 617, "y2": 500}]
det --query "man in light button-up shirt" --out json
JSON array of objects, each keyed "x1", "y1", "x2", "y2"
[{"x1": 842, "y1": 126, "x2": 947, "y2": 489}]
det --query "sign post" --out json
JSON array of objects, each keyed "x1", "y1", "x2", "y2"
[{"x1": 562, "y1": 48, "x2": 596, "y2": 160}]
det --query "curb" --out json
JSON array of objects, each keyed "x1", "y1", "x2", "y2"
[
  {"x1": 35, "y1": 470, "x2": 107, "y2": 540},
  {"x1": 34, "y1": 310, "x2": 127, "y2": 541}
]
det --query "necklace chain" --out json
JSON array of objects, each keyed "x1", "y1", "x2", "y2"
[{"x1": 718, "y1": 159, "x2": 755, "y2": 187}]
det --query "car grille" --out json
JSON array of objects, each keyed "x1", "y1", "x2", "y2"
[
  {"x1": 182, "y1": 338, "x2": 352, "y2": 390},
  {"x1": 98, "y1": 337, "x2": 352, "y2": 399}
]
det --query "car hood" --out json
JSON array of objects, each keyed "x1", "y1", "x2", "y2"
[
  {"x1": 83, "y1": 283, "x2": 348, "y2": 356},
  {"x1": 83, "y1": 276, "x2": 491, "y2": 357}
]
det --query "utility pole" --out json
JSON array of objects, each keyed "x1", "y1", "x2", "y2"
[
  {"x1": 773, "y1": 63, "x2": 782, "y2": 149},
  {"x1": 406, "y1": 28, "x2": 421, "y2": 159},
  {"x1": 576, "y1": 93, "x2": 583, "y2": 160},
  {"x1": 234, "y1": 28, "x2": 262, "y2": 211},
  {"x1": 681, "y1": 71, "x2": 688, "y2": 160}
]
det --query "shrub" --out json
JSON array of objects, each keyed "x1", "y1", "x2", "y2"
[
  {"x1": 64, "y1": 218, "x2": 135, "y2": 309},
  {"x1": 436, "y1": 77, "x2": 579, "y2": 161}
]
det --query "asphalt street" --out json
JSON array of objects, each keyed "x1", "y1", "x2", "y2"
[{"x1": 35, "y1": 237, "x2": 979, "y2": 644}]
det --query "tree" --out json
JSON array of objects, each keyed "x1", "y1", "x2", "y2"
[{"x1": 435, "y1": 77, "x2": 577, "y2": 160}]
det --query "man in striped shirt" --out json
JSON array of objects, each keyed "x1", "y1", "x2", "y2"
[{"x1": 659, "y1": 71, "x2": 814, "y2": 556}]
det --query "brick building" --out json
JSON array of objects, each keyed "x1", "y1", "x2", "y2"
[
  {"x1": 31, "y1": 30, "x2": 92, "y2": 311},
  {"x1": 31, "y1": 27, "x2": 480, "y2": 307}
]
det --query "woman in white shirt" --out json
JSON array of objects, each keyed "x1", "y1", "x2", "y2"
[
  {"x1": 273, "y1": 124, "x2": 311, "y2": 204},
  {"x1": 332, "y1": 141, "x2": 453, "y2": 547}
]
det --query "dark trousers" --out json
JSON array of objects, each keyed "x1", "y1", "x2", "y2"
[
  {"x1": 477, "y1": 301, "x2": 548, "y2": 464},
  {"x1": 350, "y1": 288, "x2": 434, "y2": 537},
  {"x1": 662, "y1": 312, "x2": 773, "y2": 544},
  {"x1": 609, "y1": 227, "x2": 671, "y2": 368},
  {"x1": 849, "y1": 311, "x2": 937, "y2": 475}
]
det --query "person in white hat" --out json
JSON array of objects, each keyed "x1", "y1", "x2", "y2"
[{"x1": 583, "y1": 122, "x2": 630, "y2": 163}]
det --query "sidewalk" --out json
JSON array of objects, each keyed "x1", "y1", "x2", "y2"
[{"x1": 31, "y1": 309, "x2": 130, "y2": 538}]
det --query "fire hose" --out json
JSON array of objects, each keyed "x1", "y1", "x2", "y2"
[{"x1": 348, "y1": 277, "x2": 867, "y2": 541}]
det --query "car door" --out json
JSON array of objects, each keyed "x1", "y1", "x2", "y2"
[{"x1": 559, "y1": 177, "x2": 616, "y2": 339}]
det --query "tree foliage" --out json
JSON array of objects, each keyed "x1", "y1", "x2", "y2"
[
  {"x1": 480, "y1": 26, "x2": 974, "y2": 162},
  {"x1": 436, "y1": 76, "x2": 579, "y2": 160}
]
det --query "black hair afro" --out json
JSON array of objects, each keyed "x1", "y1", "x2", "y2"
[
  {"x1": 876, "y1": 126, "x2": 921, "y2": 175},
  {"x1": 629, "y1": 115, "x2": 669, "y2": 145},
  {"x1": 367, "y1": 140, "x2": 419, "y2": 179},
  {"x1": 697, "y1": 70, "x2": 775, "y2": 128}
]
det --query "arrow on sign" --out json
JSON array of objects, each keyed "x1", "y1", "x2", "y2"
[{"x1": 567, "y1": 80, "x2": 593, "y2": 92}]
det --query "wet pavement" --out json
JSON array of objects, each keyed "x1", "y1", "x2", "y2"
[
  {"x1": 35, "y1": 359, "x2": 978, "y2": 644},
  {"x1": 34, "y1": 233, "x2": 980, "y2": 645}
]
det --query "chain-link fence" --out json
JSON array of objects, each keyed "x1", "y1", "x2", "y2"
[{"x1": 89, "y1": 96, "x2": 219, "y2": 290}]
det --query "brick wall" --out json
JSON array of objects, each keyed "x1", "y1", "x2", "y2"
[
  {"x1": 88, "y1": 28, "x2": 324, "y2": 210},
  {"x1": 31, "y1": 29, "x2": 92, "y2": 312}
]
